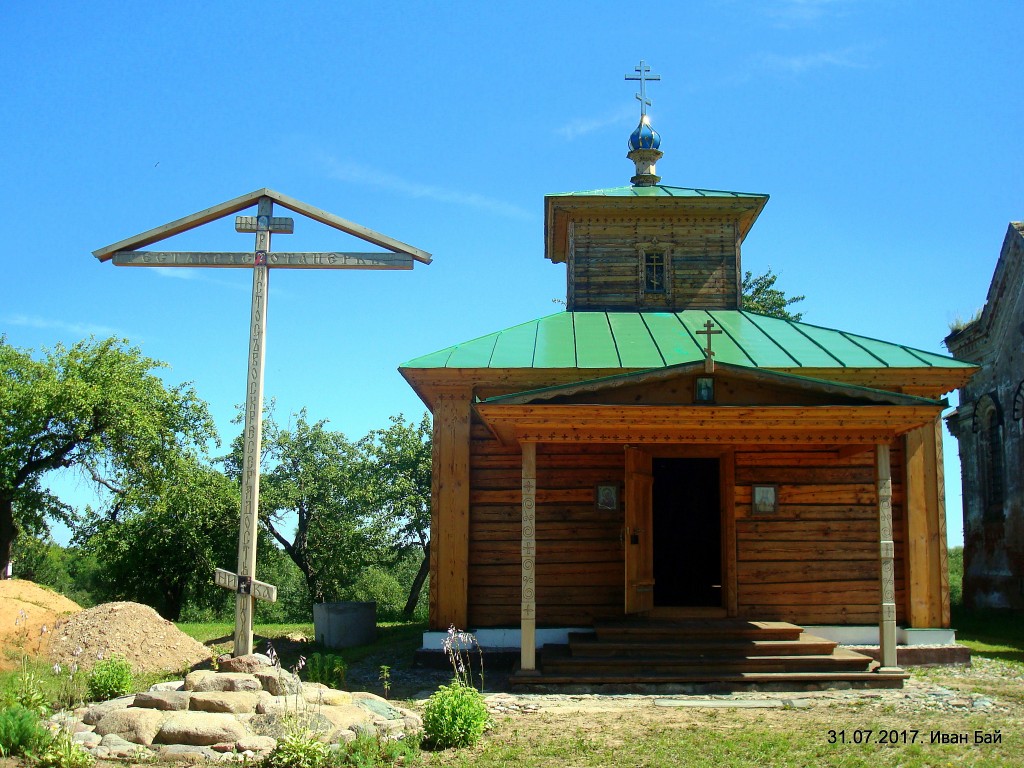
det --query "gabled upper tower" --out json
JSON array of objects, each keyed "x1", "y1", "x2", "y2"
[{"x1": 544, "y1": 61, "x2": 768, "y2": 312}]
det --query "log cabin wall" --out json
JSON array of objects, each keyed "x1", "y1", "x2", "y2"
[
  {"x1": 467, "y1": 421, "x2": 626, "y2": 627},
  {"x1": 734, "y1": 445, "x2": 907, "y2": 625},
  {"x1": 569, "y1": 216, "x2": 740, "y2": 311}
]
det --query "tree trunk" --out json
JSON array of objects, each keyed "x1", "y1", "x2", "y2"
[
  {"x1": 403, "y1": 542, "x2": 430, "y2": 619},
  {"x1": 0, "y1": 496, "x2": 18, "y2": 578}
]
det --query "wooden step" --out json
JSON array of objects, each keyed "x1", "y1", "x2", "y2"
[
  {"x1": 541, "y1": 647, "x2": 873, "y2": 676},
  {"x1": 594, "y1": 619, "x2": 804, "y2": 643},
  {"x1": 568, "y1": 632, "x2": 838, "y2": 658}
]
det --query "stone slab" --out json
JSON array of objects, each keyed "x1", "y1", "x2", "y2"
[
  {"x1": 189, "y1": 691, "x2": 261, "y2": 714},
  {"x1": 654, "y1": 699, "x2": 784, "y2": 709},
  {"x1": 134, "y1": 691, "x2": 192, "y2": 711},
  {"x1": 157, "y1": 712, "x2": 249, "y2": 746},
  {"x1": 94, "y1": 708, "x2": 165, "y2": 746}
]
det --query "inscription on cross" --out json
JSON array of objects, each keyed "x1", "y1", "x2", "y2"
[
  {"x1": 93, "y1": 188, "x2": 430, "y2": 657},
  {"x1": 696, "y1": 320, "x2": 723, "y2": 373}
]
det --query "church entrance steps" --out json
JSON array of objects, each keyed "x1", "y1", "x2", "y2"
[{"x1": 509, "y1": 619, "x2": 909, "y2": 691}]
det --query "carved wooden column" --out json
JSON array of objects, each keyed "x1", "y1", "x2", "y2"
[
  {"x1": 877, "y1": 443, "x2": 899, "y2": 670},
  {"x1": 520, "y1": 441, "x2": 538, "y2": 672}
]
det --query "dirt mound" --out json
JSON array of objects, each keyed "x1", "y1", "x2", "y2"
[
  {"x1": 0, "y1": 579, "x2": 82, "y2": 667},
  {"x1": 48, "y1": 602, "x2": 213, "y2": 674}
]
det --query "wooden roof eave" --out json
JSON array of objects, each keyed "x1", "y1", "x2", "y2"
[
  {"x1": 473, "y1": 403, "x2": 945, "y2": 447},
  {"x1": 93, "y1": 188, "x2": 432, "y2": 264}
]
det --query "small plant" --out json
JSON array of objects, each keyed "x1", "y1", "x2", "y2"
[
  {"x1": 36, "y1": 728, "x2": 95, "y2": 768},
  {"x1": 13, "y1": 665, "x2": 50, "y2": 716},
  {"x1": 334, "y1": 730, "x2": 419, "y2": 766},
  {"x1": 378, "y1": 665, "x2": 391, "y2": 699},
  {"x1": 0, "y1": 704, "x2": 50, "y2": 758},
  {"x1": 422, "y1": 626, "x2": 489, "y2": 749},
  {"x1": 262, "y1": 725, "x2": 330, "y2": 768},
  {"x1": 86, "y1": 655, "x2": 133, "y2": 702},
  {"x1": 304, "y1": 653, "x2": 346, "y2": 689},
  {"x1": 421, "y1": 681, "x2": 489, "y2": 750}
]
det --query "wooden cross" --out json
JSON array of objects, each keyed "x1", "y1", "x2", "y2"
[
  {"x1": 93, "y1": 188, "x2": 431, "y2": 656},
  {"x1": 625, "y1": 60, "x2": 661, "y2": 117},
  {"x1": 696, "y1": 319, "x2": 722, "y2": 373}
]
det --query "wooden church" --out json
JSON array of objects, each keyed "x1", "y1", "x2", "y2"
[{"x1": 401, "y1": 64, "x2": 976, "y2": 688}]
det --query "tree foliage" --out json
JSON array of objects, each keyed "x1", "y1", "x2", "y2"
[
  {"x1": 0, "y1": 336, "x2": 214, "y2": 568},
  {"x1": 81, "y1": 455, "x2": 240, "y2": 620},
  {"x1": 741, "y1": 268, "x2": 805, "y2": 321},
  {"x1": 359, "y1": 413, "x2": 432, "y2": 617}
]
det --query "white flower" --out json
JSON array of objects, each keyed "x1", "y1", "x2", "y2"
[{"x1": 52, "y1": 663, "x2": 62, "y2": 675}]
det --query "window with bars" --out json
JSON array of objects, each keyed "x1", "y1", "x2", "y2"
[{"x1": 644, "y1": 250, "x2": 666, "y2": 293}]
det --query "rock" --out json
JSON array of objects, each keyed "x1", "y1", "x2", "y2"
[
  {"x1": 159, "y1": 744, "x2": 221, "y2": 761},
  {"x1": 72, "y1": 731, "x2": 102, "y2": 748},
  {"x1": 317, "y1": 703, "x2": 376, "y2": 741},
  {"x1": 100, "y1": 733, "x2": 145, "y2": 757},
  {"x1": 189, "y1": 692, "x2": 261, "y2": 714},
  {"x1": 92, "y1": 746, "x2": 111, "y2": 759},
  {"x1": 157, "y1": 712, "x2": 250, "y2": 746},
  {"x1": 217, "y1": 654, "x2": 274, "y2": 674},
  {"x1": 81, "y1": 695, "x2": 135, "y2": 725},
  {"x1": 301, "y1": 682, "x2": 352, "y2": 706},
  {"x1": 150, "y1": 680, "x2": 186, "y2": 692},
  {"x1": 255, "y1": 669, "x2": 302, "y2": 696},
  {"x1": 255, "y1": 695, "x2": 297, "y2": 715},
  {"x1": 134, "y1": 691, "x2": 192, "y2": 711},
  {"x1": 94, "y1": 708, "x2": 165, "y2": 746},
  {"x1": 248, "y1": 712, "x2": 333, "y2": 741},
  {"x1": 235, "y1": 734, "x2": 276, "y2": 753},
  {"x1": 354, "y1": 696, "x2": 406, "y2": 720},
  {"x1": 186, "y1": 671, "x2": 262, "y2": 693}
]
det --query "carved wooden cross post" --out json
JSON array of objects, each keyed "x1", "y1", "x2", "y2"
[
  {"x1": 696, "y1": 320, "x2": 722, "y2": 373},
  {"x1": 93, "y1": 188, "x2": 431, "y2": 656}
]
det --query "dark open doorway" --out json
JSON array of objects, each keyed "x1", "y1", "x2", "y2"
[{"x1": 652, "y1": 457, "x2": 722, "y2": 606}]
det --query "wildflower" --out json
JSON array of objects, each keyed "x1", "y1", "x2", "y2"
[
  {"x1": 40, "y1": 624, "x2": 48, "y2": 634},
  {"x1": 73, "y1": 647, "x2": 83, "y2": 657},
  {"x1": 53, "y1": 663, "x2": 62, "y2": 675},
  {"x1": 97, "y1": 652, "x2": 104, "y2": 660}
]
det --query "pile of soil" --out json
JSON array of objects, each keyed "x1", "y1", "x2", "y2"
[
  {"x1": 0, "y1": 579, "x2": 82, "y2": 668},
  {"x1": 48, "y1": 602, "x2": 213, "y2": 674}
]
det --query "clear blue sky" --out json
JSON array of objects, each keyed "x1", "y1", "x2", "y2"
[{"x1": 3, "y1": 1, "x2": 1021, "y2": 547}]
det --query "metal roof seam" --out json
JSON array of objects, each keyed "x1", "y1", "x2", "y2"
[
  {"x1": 603, "y1": 313, "x2": 624, "y2": 368},
  {"x1": 638, "y1": 313, "x2": 669, "y2": 368},
  {"x1": 571, "y1": 313, "x2": 579, "y2": 367},
  {"x1": 898, "y1": 345, "x2": 935, "y2": 368},
  {"x1": 837, "y1": 331, "x2": 890, "y2": 368},
  {"x1": 788, "y1": 320, "x2": 848, "y2": 367},
  {"x1": 707, "y1": 309, "x2": 758, "y2": 367},
  {"x1": 529, "y1": 318, "x2": 540, "y2": 368},
  {"x1": 740, "y1": 311, "x2": 804, "y2": 366}
]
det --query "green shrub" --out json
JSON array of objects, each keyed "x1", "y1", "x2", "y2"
[
  {"x1": 421, "y1": 681, "x2": 489, "y2": 749},
  {"x1": 86, "y1": 656, "x2": 133, "y2": 702},
  {"x1": 0, "y1": 704, "x2": 50, "y2": 758},
  {"x1": 36, "y1": 729, "x2": 95, "y2": 768},
  {"x1": 263, "y1": 728, "x2": 331, "y2": 768},
  {"x1": 304, "y1": 653, "x2": 346, "y2": 689},
  {"x1": 332, "y1": 730, "x2": 419, "y2": 766},
  {"x1": 13, "y1": 669, "x2": 50, "y2": 716}
]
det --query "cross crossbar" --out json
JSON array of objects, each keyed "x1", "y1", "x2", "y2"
[
  {"x1": 112, "y1": 251, "x2": 414, "y2": 269},
  {"x1": 215, "y1": 568, "x2": 278, "y2": 603},
  {"x1": 236, "y1": 216, "x2": 295, "y2": 234}
]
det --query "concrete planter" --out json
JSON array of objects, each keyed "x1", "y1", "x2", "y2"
[{"x1": 312, "y1": 602, "x2": 376, "y2": 649}]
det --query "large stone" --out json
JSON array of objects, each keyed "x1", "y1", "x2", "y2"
[
  {"x1": 185, "y1": 671, "x2": 262, "y2": 693},
  {"x1": 150, "y1": 680, "x2": 186, "y2": 692},
  {"x1": 133, "y1": 691, "x2": 192, "y2": 711},
  {"x1": 156, "y1": 712, "x2": 249, "y2": 746},
  {"x1": 217, "y1": 654, "x2": 274, "y2": 674},
  {"x1": 100, "y1": 733, "x2": 145, "y2": 757},
  {"x1": 316, "y1": 704, "x2": 376, "y2": 741},
  {"x1": 94, "y1": 708, "x2": 165, "y2": 746},
  {"x1": 72, "y1": 731, "x2": 102, "y2": 749},
  {"x1": 159, "y1": 744, "x2": 221, "y2": 761},
  {"x1": 189, "y1": 691, "x2": 261, "y2": 714},
  {"x1": 254, "y1": 669, "x2": 301, "y2": 696},
  {"x1": 235, "y1": 734, "x2": 277, "y2": 753},
  {"x1": 81, "y1": 695, "x2": 135, "y2": 725},
  {"x1": 301, "y1": 682, "x2": 352, "y2": 706}
]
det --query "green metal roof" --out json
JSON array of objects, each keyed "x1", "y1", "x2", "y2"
[
  {"x1": 400, "y1": 310, "x2": 976, "y2": 371},
  {"x1": 546, "y1": 185, "x2": 768, "y2": 199}
]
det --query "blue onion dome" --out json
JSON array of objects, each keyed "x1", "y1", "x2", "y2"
[{"x1": 628, "y1": 115, "x2": 661, "y2": 151}]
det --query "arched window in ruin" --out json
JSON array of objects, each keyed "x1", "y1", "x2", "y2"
[{"x1": 975, "y1": 394, "x2": 1004, "y2": 518}]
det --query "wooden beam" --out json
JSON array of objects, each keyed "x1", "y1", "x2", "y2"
[
  {"x1": 430, "y1": 390, "x2": 473, "y2": 629},
  {"x1": 520, "y1": 441, "x2": 537, "y2": 672},
  {"x1": 111, "y1": 251, "x2": 415, "y2": 269},
  {"x1": 904, "y1": 418, "x2": 948, "y2": 628},
  {"x1": 877, "y1": 443, "x2": 899, "y2": 670}
]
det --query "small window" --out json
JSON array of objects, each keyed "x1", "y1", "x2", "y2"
[
  {"x1": 976, "y1": 395, "x2": 1004, "y2": 519},
  {"x1": 644, "y1": 251, "x2": 666, "y2": 293}
]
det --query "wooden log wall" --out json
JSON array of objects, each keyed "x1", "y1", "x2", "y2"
[
  {"x1": 569, "y1": 217, "x2": 740, "y2": 311},
  {"x1": 467, "y1": 422, "x2": 625, "y2": 626},
  {"x1": 734, "y1": 446, "x2": 907, "y2": 625}
]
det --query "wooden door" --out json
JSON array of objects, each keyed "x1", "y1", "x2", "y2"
[{"x1": 624, "y1": 447, "x2": 655, "y2": 614}]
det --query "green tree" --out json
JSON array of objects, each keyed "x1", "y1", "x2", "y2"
[
  {"x1": 741, "y1": 268, "x2": 805, "y2": 321},
  {"x1": 360, "y1": 413, "x2": 432, "y2": 618},
  {"x1": 225, "y1": 408, "x2": 391, "y2": 605},
  {"x1": 0, "y1": 336, "x2": 214, "y2": 569},
  {"x1": 82, "y1": 455, "x2": 239, "y2": 620}
]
